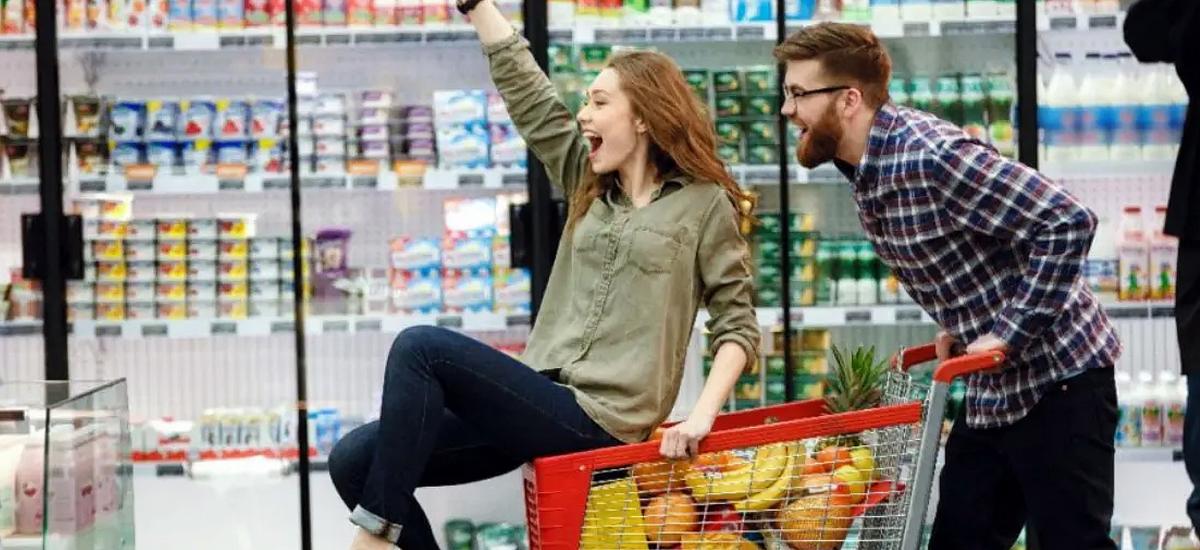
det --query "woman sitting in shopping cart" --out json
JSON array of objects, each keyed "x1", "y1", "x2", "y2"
[{"x1": 328, "y1": 1, "x2": 762, "y2": 548}]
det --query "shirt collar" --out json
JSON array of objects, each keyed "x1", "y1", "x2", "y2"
[
  {"x1": 606, "y1": 171, "x2": 687, "y2": 207},
  {"x1": 851, "y1": 102, "x2": 900, "y2": 189}
]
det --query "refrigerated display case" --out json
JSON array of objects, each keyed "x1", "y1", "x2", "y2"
[{"x1": 0, "y1": 380, "x2": 134, "y2": 550}]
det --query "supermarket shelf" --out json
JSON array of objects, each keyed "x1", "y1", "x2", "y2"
[
  {"x1": 0, "y1": 25, "x2": 496, "y2": 52},
  {"x1": 59, "y1": 311, "x2": 530, "y2": 340},
  {"x1": 1116, "y1": 447, "x2": 1183, "y2": 463},
  {"x1": 550, "y1": 15, "x2": 1024, "y2": 45},
  {"x1": 0, "y1": 167, "x2": 527, "y2": 196},
  {"x1": 1037, "y1": 11, "x2": 1125, "y2": 32},
  {"x1": 701, "y1": 301, "x2": 1176, "y2": 330},
  {"x1": 1041, "y1": 159, "x2": 1178, "y2": 180},
  {"x1": 1, "y1": 302, "x2": 1174, "y2": 339},
  {"x1": 3, "y1": 535, "x2": 41, "y2": 549}
]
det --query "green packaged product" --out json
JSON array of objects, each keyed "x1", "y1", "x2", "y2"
[
  {"x1": 683, "y1": 69, "x2": 711, "y2": 100},
  {"x1": 548, "y1": 45, "x2": 575, "y2": 75},
  {"x1": 444, "y1": 519, "x2": 475, "y2": 550},
  {"x1": 745, "y1": 94, "x2": 776, "y2": 117},
  {"x1": 765, "y1": 355, "x2": 786, "y2": 376},
  {"x1": 713, "y1": 70, "x2": 742, "y2": 94},
  {"x1": 755, "y1": 260, "x2": 783, "y2": 280},
  {"x1": 797, "y1": 350, "x2": 828, "y2": 374},
  {"x1": 578, "y1": 45, "x2": 612, "y2": 72},
  {"x1": 475, "y1": 523, "x2": 520, "y2": 550},
  {"x1": 717, "y1": 143, "x2": 743, "y2": 165},
  {"x1": 715, "y1": 119, "x2": 743, "y2": 144},
  {"x1": 757, "y1": 213, "x2": 782, "y2": 235},
  {"x1": 746, "y1": 144, "x2": 777, "y2": 165},
  {"x1": 791, "y1": 257, "x2": 815, "y2": 282},
  {"x1": 758, "y1": 238, "x2": 782, "y2": 261},
  {"x1": 815, "y1": 241, "x2": 837, "y2": 305},
  {"x1": 715, "y1": 95, "x2": 745, "y2": 118},
  {"x1": 934, "y1": 74, "x2": 964, "y2": 125},
  {"x1": 960, "y1": 73, "x2": 987, "y2": 142},
  {"x1": 745, "y1": 119, "x2": 779, "y2": 144},
  {"x1": 791, "y1": 280, "x2": 815, "y2": 306},
  {"x1": 766, "y1": 375, "x2": 786, "y2": 404},
  {"x1": 790, "y1": 231, "x2": 817, "y2": 258},
  {"x1": 909, "y1": 76, "x2": 935, "y2": 113},
  {"x1": 742, "y1": 67, "x2": 774, "y2": 93},
  {"x1": 756, "y1": 287, "x2": 781, "y2": 307}
]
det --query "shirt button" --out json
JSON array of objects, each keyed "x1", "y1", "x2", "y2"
[{"x1": 1061, "y1": 384, "x2": 1069, "y2": 392}]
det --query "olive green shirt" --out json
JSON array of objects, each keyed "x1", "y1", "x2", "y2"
[{"x1": 484, "y1": 32, "x2": 761, "y2": 443}]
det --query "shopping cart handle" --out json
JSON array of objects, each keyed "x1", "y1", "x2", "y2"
[{"x1": 894, "y1": 343, "x2": 1005, "y2": 382}]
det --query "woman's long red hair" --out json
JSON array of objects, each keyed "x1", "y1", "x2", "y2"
[{"x1": 567, "y1": 50, "x2": 756, "y2": 230}]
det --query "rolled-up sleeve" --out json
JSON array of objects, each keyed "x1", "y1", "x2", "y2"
[
  {"x1": 483, "y1": 31, "x2": 588, "y2": 196},
  {"x1": 697, "y1": 193, "x2": 760, "y2": 368}
]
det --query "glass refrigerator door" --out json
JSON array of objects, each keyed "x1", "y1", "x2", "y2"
[
  {"x1": 546, "y1": 1, "x2": 787, "y2": 415},
  {"x1": 39, "y1": 2, "x2": 305, "y2": 548},
  {"x1": 780, "y1": 2, "x2": 1017, "y2": 404},
  {"x1": 1035, "y1": 0, "x2": 1188, "y2": 533},
  {"x1": 294, "y1": 2, "x2": 535, "y2": 548},
  {"x1": 0, "y1": 19, "x2": 45, "y2": 386}
]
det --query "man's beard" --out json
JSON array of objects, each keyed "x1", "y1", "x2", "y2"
[{"x1": 795, "y1": 102, "x2": 842, "y2": 169}]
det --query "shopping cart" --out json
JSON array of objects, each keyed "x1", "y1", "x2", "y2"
[{"x1": 520, "y1": 343, "x2": 1004, "y2": 550}]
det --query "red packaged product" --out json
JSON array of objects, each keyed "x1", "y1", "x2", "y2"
[
  {"x1": 296, "y1": 0, "x2": 320, "y2": 26},
  {"x1": 244, "y1": 0, "x2": 268, "y2": 25},
  {"x1": 346, "y1": 0, "x2": 370, "y2": 26}
]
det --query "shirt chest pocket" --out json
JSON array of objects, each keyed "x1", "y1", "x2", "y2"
[{"x1": 627, "y1": 226, "x2": 685, "y2": 274}]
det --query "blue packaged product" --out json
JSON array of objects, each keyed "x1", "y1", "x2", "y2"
[
  {"x1": 388, "y1": 268, "x2": 442, "y2": 314},
  {"x1": 146, "y1": 100, "x2": 180, "y2": 140},
  {"x1": 389, "y1": 237, "x2": 442, "y2": 271},
  {"x1": 111, "y1": 142, "x2": 145, "y2": 167},
  {"x1": 488, "y1": 122, "x2": 527, "y2": 169},
  {"x1": 250, "y1": 99, "x2": 284, "y2": 137},
  {"x1": 147, "y1": 141, "x2": 179, "y2": 169},
  {"x1": 442, "y1": 231, "x2": 493, "y2": 270},
  {"x1": 432, "y1": 90, "x2": 487, "y2": 126},
  {"x1": 109, "y1": 101, "x2": 146, "y2": 140},
  {"x1": 215, "y1": 140, "x2": 248, "y2": 165},
  {"x1": 493, "y1": 267, "x2": 531, "y2": 314},
  {"x1": 216, "y1": 99, "x2": 251, "y2": 138},
  {"x1": 436, "y1": 124, "x2": 490, "y2": 170},
  {"x1": 181, "y1": 139, "x2": 213, "y2": 173},
  {"x1": 442, "y1": 267, "x2": 493, "y2": 313},
  {"x1": 733, "y1": 0, "x2": 774, "y2": 21},
  {"x1": 180, "y1": 99, "x2": 217, "y2": 139}
]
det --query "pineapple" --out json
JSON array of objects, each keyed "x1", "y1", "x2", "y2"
[{"x1": 818, "y1": 345, "x2": 891, "y2": 449}]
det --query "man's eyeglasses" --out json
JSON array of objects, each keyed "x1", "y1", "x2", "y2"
[{"x1": 782, "y1": 85, "x2": 852, "y2": 104}]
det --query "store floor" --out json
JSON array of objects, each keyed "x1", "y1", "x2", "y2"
[
  {"x1": 133, "y1": 469, "x2": 526, "y2": 549},
  {"x1": 130, "y1": 456, "x2": 1188, "y2": 549}
]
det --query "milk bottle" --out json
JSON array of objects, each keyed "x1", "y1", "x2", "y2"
[
  {"x1": 1076, "y1": 52, "x2": 1111, "y2": 161},
  {"x1": 1042, "y1": 53, "x2": 1078, "y2": 163},
  {"x1": 1139, "y1": 64, "x2": 1176, "y2": 161},
  {"x1": 1111, "y1": 53, "x2": 1143, "y2": 161},
  {"x1": 1115, "y1": 369, "x2": 1141, "y2": 447},
  {"x1": 1149, "y1": 205, "x2": 1178, "y2": 300},
  {"x1": 1140, "y1": 371, "x2": 1165, "y2": 446},
  {"x1": 909, "y1": 76, "x2": 935, "y2": 114},
  {"x1": 1164, "y1": 374, "x2": 1186, "y2": 447},
  {"x1": 1117, "y1": 205, "x2": 1150, "y2": 301}
]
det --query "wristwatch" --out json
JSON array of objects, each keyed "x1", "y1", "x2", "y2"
[{"x1": 456, "y1": 0, "x2": 484, "y2": 15}]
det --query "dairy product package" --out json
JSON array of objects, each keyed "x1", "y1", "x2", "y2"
[
  {"x1": 489, "y1": 122, "x2": 526, "y2": 169},
  {"x1": 493, "y1": 267, "x2": 531, "y2": 314},
  {"x1": 436, "y1": 124, "x2": 489, "y2": 169},
  {"x1": 442, "y1": 230, "x2": 494, "y2": 270},
  {"x1": 389, "y1": 268, "x2": 442, "y2": 314},
  {"x1": 433, "y1": 90, "x2": 487, "y2": 126},
  {"x1": 442, "y1": 267, "x2": 493, "y2": 313},
  {"x1": 389, "y1": 236, "x2": 441, "y2": 270}
]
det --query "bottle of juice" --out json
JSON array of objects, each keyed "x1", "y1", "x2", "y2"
[
  {"x1": 985, "y1": 71, "x2": 1015, "y2": 157},
  {"x1": 960, "y1": 73, "x2": 988, "y2": 142},
  {"x1": 934, "y1": 74, "x2": 964, "y2": 126},
  {"x1": 815, "y1": 241, "x2": 836, "y2": 306},
  {"x1": 1150, "y1": 205, "x2": 1178, "y2": 300},
  {"x1": 889, "y1": 76, "x2": 910, "y2": 107},
  {"x1": 836, "y1": 241, "x2": 859, "y2": 306},
  {"x1": 1140, "y1": 372, "x2": 1164, "y2": 447},
  {"x1": 877, "y1": 258, "x2": 900, "y2": 304},
  {"x1": 1164, "y1": 375, "x2": 1185, "y2": 447},
  {"x1": 855, "y1": 241, "x2": 878, "y2": 306},
  {"x1": 1115, "y1": 369, "x2": 1141, "y2": 447},
  {"x1": 909, "y1": 76, "x2": 935, "y2": 114},
  {"x1": 1117, "y1": 205, "x2": 1149, "y2": 301}
]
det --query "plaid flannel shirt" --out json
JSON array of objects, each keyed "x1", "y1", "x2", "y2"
[{"x1": 841, "y1": 103, "x2": 1122, "y2": 429}]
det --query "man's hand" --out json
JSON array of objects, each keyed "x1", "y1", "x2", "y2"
[
  {"x1": 935, "y1": 330, "x2": 962, "y2": 363},
  {"x1": 966, "y1": 333, "x2": 1010, "y2": 356},
  {"x1": 659, "y1": 414, "x2": 714, "y2": 460}
]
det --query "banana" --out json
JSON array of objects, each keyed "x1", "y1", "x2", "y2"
[
  {"x1": 686, "y1": 442, "x2": 790, "y2": 502},
  {"x1": 733, "y1": 442, "x2": 797, "y2": 512}
]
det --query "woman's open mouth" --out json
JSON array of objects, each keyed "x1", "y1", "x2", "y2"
[{"x1": 585, "y1": 133, "x2": 603, "y2": 160}]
